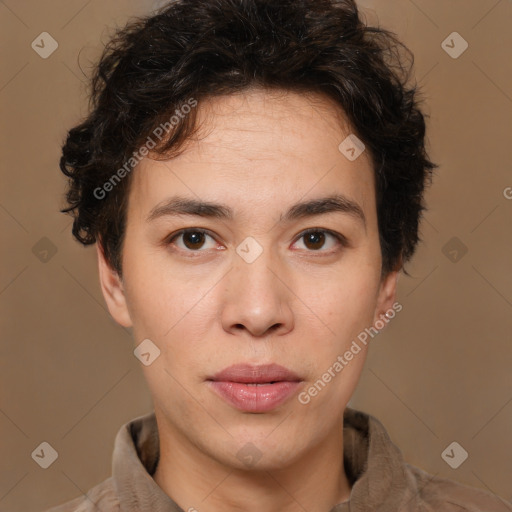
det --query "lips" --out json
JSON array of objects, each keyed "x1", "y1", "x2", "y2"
[{"x1": 207, "y1": 364, "x2": 303, "y2": 413}]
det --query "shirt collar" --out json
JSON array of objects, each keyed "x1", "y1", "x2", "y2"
[{"x1": 112, "y1": 407, "x2": 418, "y2": 512}]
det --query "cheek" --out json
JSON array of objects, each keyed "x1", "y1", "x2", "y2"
[
  {"x1": 292, "y1": 267, "x2": 380, "y2": 393},
  {"x1": 296, "y1": 275, "x2": 378, "y2": 407},
  {"x1": 123, "y1": 262, "x2": 219, "y2": 390},
  {"x1": 302, "y1": 266, "x2": 380, "y2": 337},
  {"x1": 122, "y1": 245, "x2": 196, "y2": 338}
]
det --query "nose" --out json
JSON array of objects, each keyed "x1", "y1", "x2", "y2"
[{"x1": 220, "y1": 246, "x2": 294, "y2": 338}]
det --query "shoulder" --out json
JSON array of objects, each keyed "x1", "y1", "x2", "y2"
[
  {"x1": 42, "y1": 476, "x2": 119, "y2": 512},
  {"x1": 406, "y1": 463, "x2": 512, "y2": 512}
]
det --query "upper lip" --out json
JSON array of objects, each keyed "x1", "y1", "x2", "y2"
[{"x1": 208, "y1": 364, "x2": 302, "y2": 384}]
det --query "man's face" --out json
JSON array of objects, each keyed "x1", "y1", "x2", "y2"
[{"x1": 98, "y1": 88, "x2": 397, "y2": 471}]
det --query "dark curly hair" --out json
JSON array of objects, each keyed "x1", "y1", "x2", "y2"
[{"x1": 60, "y1": 0, "x2": 436, "y2": 278}]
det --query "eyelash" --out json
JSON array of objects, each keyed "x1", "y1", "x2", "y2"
[{"x1": 165, "y1": 228, "x2": 348, "y2": 255}]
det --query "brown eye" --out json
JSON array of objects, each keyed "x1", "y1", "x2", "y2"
[
  {"x1": 293, "y1": 229, "x2": 345, "y2": 252},
  {"x1": 182, "y1": 231, "x2": 206, "y2": 250},
  {"x1": 303, "y1": 231, "x2": 326, "y2": 250},
  {"x1": 167, "y1": 229, "x2": 217, "y2": 252}
]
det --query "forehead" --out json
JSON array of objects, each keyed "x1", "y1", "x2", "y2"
[
  {"x1": 186, "y1": 88, "x2": 359, "y2": 161},
  {"x1": 128, "y1": 88, "x2": 376, "y2": 225}
]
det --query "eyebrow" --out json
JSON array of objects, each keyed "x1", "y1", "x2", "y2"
[{"x1": 146, "y1": 194, "x2": 366, "y2": 228}]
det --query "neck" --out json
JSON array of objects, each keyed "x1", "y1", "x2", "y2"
[{"x1": 152, "y1": 412, "x2": 351, "y2": 512}]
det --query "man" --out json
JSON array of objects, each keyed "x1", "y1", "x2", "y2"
[{"x1": 48, "y1": 0, "x2": 511, "y2": 510}]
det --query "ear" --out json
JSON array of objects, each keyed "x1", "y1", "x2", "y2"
[
  {"x1": 372, "y1": 270, "x2": 399, "y2": 327},
  {"x1": 96, "y1": 242, "x2": 133, "y2": 328}
]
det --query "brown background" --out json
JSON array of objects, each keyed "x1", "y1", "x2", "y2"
[{"x1": 1, "y1": 1, "x2": 511, "y2": 510}]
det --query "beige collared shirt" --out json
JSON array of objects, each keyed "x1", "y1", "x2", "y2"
[{"x1": 44, "y1": 408, "x2": 512, "y2": 512}]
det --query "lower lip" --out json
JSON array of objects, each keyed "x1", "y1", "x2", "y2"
[{"x1": 208, "y1": 381, "x2": 302, "y2": 413}]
